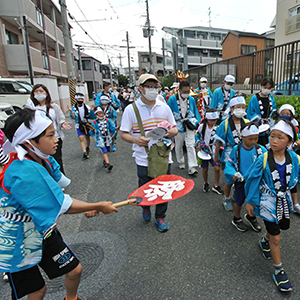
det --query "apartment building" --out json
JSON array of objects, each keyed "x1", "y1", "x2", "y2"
[
  {"x1": 162, "y1": 26, "x2": 229, "y2": 72},
  {"x1": 274, "y1": 0, "x2": 300, "y2": 45},
  {"x1": 138, "y1": 51, "x2": 164, "y2": 77},
  {"x1": 0, "y1": 0, "x2": 67, "y2": 79}
]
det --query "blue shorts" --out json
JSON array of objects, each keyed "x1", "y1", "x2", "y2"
[
  {"x1": 201, "y1": 159, "x2": 220, "y2": 168},
  {"x1": 76, "y1": 128, "x2": 90, "y2": 137},
  {"x1": 100, "y1": 146, "x2": 111, "y2": 154},
  {"x1": 234, "y1": 185, "x2": 246, "y2": 206}
]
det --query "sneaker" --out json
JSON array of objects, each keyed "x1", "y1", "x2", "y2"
[
  {"x1": 2, "y1": 273, "x2": 8, "y2": 282},
  {"x1": 212, "y1": 185, "x2": 224, "y2": 195},
  {"x1": 244, "y1": 214, "x2": 262, "y2": 232},
  {"x1": 83, "y1": 151, "x2": 89, "y2": 159},
  {"x1": 223, "y1": 197, "x2": 233, "y2": 211},
  {"x1": 103, "y1": 160, "x2": 107, "y2": 168},
  {"x1": 259, "y1": 236, "x2": 271, "y2": 259},
  {"x1": 155, "y1": 218, "x2": 169, "y2": 232},
  {"x1": 178, "y1": 164, "x2": 185, "y2": 169},
  {"x1": 64, "y1": 297, "x2": 82, "y2": 300},
  {"x1": 231, "y1": 218, "x2": 248, "y2": 232},
  {"x1": 107, "y1": 163, "x2": 113, "y2": 171},
  {"x1": 112, "y1": 145, "x2": 116, "y2": 152},
  {"x1": 86, "y1": 146, "x2": 90, "y2": 154},
  {"x1": 203, "y1": 183, "x2": 210, "y2": 192},
  {"x1": 293, "y1": 203, "x2": 300, "y2": 214},
  {"x1": 273, "y1": 270, "x2": 293, "y2": 292},
  {"x1": 142, "y1": 207, "x2": 151, "y2": 221},
  {"x1": 188, "y1": 167, "x2": 198, "y2": 175}
]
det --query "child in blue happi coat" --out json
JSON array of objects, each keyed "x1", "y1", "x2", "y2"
[
  {"x1": 195, "y1": 109, "x2": 223, "y2": 194},
  {"x1": 89, "y1": 106, "x2": 116, "y2": 171},
  {"x1": 245, "y1": 119, "x2": 300, "y2": 292},
  {"x1": 224, "y1": 122, "x2": 267, "y2": 232},
  {"x1": 0, "y1": 108, "x2": 118, "y2": 300},
  {"x1": 214, "y1": 96, "x2": 249, "y2": 211}
]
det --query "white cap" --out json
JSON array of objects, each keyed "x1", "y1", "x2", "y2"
[
  {"x1": 279, "y1": 104, "x2": 295, "y2": 116},
  {"x1": 138, "y1": 74, "x2": 159, "y2": 85},
  {"x1": 229, "y1": 96, "x2": 245, "y2": 107},
  {"x1": 100, "y1": 94, "x2": 111, "y2": 104},
  {"x1": 171, "y1": 82, "x2": 179, "y2": 89},
  {"x1": 199, "y1": 77, "x2": 207, "y2": 82},
  {"x1": 224, "y1": 75, "x2": 235, "y2": 83}
]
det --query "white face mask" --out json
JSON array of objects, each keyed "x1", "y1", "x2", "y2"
[
  {"x1": 34, "y1": 94, "x2": 47, "y2": 102},
  {"x1": 181, "y1": 93, "x2": 189, "y2": 99},
  {"x1": 26, "y1": 140, "x2": 49, "y2": 160},
  {"x1": 200, "y1": 83, "x2": 207, "y2": 88},
  {"x1": 233, "y1": 108, "x2": 246, "y2": 118},
  {"x1": 224, "y1": 84, "x2": 232, "y2": 91},
  {"x1": 143, "y1": 89, "x2": 158, "y2": 101},
  {"x1": 108, "y1": 87, "x2": 113, "y2": 92},
  {"x1": 261, "y1": 88, "x2": 272, "y2": 96}
]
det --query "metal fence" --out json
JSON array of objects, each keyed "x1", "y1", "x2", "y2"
[{"x1": 184, "y1": 39, "x2": 300, "y2": 95}]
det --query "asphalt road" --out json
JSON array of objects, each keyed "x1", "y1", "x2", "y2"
[{"x1": 1, "y1": 109, "x2": 300, "y2": 300}]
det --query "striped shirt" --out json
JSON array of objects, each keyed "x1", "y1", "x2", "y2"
[{"x1": 120, "y1": 98, "x2": 176, "y2": 166}]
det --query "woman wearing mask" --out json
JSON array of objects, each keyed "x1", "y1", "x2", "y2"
[
  {"x1": 246, "y1": 77, "x2": 276, "y2": 146},
  {"x1": 26, "y1": 84, "x2": 71, "y2": 174}
]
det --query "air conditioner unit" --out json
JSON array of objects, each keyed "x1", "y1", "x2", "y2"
[{"x1": 202, "y1": 49, "x2": 208, "y2": 54}]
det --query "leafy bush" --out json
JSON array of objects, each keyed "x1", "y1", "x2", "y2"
[{"x1": 245, "y1": 95, "x2": 300, "y2": 120}]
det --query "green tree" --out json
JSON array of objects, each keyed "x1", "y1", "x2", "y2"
[
  {"x1": 118, "y1": 74, "x2": 128, "y2": 87},
  {"x1": 162, "y1": 75, "x2": 175, "y2": 88}
]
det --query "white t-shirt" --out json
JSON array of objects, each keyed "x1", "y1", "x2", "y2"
[
  {"x1": 120, "y1": 98, "x2": 176, "y2": 166},
  {"x1": 38, "y1": 105, "x2": 61, "y2": 138}
]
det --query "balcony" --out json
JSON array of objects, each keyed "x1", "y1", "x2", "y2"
[
  {"x1": 187, "y1": 56, "x2": 219, "y2": 65},
  {"x1": 4, "y1": 44, "x2": 67, "y2": 77}
]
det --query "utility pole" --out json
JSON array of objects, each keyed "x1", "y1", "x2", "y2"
[
  {"x1": 75, "y1": 44, "x2": 84, "y2": 82},
  {"x1": 108, "y1": 57, "x2": 113, "y2": 86},
  {"x1": 145, "y1": 0, "x2": 153, "y2": 74},
  {"x1": 60, "y1": 0, "x2": 77, "y2": 105},
  {"x1": 120, "y1": 32, "x2": 135, "y2": 85},
  {"x1": 162, "y1": 38, "x2": 166, "y2": 78},
  {"x1": 22, "y1": 16, "x2": 34, "y2": 85},
  {"x1": 118, "y1": 53, "x2": 123, "y2": 68}
]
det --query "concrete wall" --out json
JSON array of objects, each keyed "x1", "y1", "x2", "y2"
[{"x1": 275, "y1": 0, "x2": 300, "y2": 45}]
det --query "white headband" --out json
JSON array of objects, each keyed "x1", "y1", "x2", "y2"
[
  {"x1": 3, "y1": 110, "x2": 52, "y2": 161},
  {"x1": 95, "y1": 106, "x2": 104, "y2": 114},
  {"x1": 279, "y1": 104, "x2": 295, "y2": 116},
  {"x1": 241, "y1": 125, "x2": 259, "y2": 137},
  {"x1": 229, "y1": 96, "x2": 245, "y2": 107},
  {"x1": 206, "y1": 112, "x2": 219, "y2": 120},
  {"x1": 75, "y1": 94, "x2": 84, "y2": 99},
  {"x1": 271, "y1": 120, "x2": 294, "y2": 139}
]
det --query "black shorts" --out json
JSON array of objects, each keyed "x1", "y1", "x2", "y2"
[
  {"x1": 8, "y1": 229, "x2": 80, "y2": 300},
  {"x1": 264, "y1": 217, "x2": 290, "y2": 236}
]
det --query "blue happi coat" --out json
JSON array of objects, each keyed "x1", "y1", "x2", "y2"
[
  {"x1": 0, "y1": 155, "x2": 72, "y2": 273},
  {"x1": 245, "y1": 150, "x2": 300, "y2": 223},
  {"x1": 167, "y1": 94, "x2": 201, "y2": 133}
]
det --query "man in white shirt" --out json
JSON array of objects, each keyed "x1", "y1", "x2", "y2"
[{"x1": 120, "y1": 74, "x2": 178, "y2": 232}]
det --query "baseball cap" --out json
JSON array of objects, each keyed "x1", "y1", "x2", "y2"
[
  {"x1": 224, "y1": 75, "x2": 235, "y2": 83},
  {"x1": 199, "y1": 77, "x2": 207, "y2": 82},
  {"x1": 138, "y1": 74, "x2": 159, "y2": 85}
]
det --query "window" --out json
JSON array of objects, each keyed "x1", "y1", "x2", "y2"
[
  {"x1": 5, "y1": 30, "x2": 18, "y2": 44},
  {"x1": 143, "y1": 57, "x2": 149, "y2": 63},
  {"x1": 94, "y1": 62, "x2": 97, "y2": 72},
  {"x1": 42, "y1": 54, "x2": 49, "y2": 70},
  {"x1": 36, "y1": 8, "x2": 43, "y2": 27},
  {"x1": 289, "y1": 5, "x2": 300, "y2": 17},
  {"x1": 241, "y1": 45, "x2": 257, "y2": 55},
  {"x1": 157, "y1": 57, "x2": 163, "y2": 64},
  {"x1": 184, "y1": 30, "x2": 196, "y2": 39},
  {"x1": 82, "y1": 60, "x2": 91, "y2": 70},
  {"x1": 0, "y1": 82, "x2": 25, "y2": 93}
]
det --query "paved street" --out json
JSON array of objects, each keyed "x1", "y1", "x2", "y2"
[{"x1": 1, "y1": 109, "x2": 300, "y2": 300}]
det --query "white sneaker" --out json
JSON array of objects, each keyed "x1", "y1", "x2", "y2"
[
  {"x1": 188, "y1": 167, "x2": 198, "y2": 175},
  {"x1": 294, "y1": 203, "x2": 300, "y2": 214},
  {"x1": 178, "y1": 164, "x2": 185, "y2": 169}
]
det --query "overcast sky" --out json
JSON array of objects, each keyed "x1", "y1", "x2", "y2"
[{"x1": 53, "y1": 0, "x2": 277, "y2": 68}]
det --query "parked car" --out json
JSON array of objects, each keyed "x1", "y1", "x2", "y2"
[
  {"x1": 273, "y1": 73, "x2": 300, "y2": 96},
  {"x1": 0, "y1": 79, "x2": 33, "y2": 110},
  {"x1": 0, "y1": 102, "x2": 15, "y2": 128}
]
